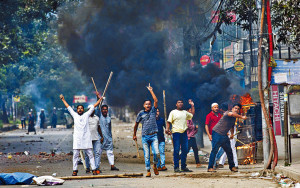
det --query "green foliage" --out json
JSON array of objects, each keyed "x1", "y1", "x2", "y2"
[
  {"x1": 0, "y1": 0, "x2": 91, "y2": 121},
  {"x1": 220, "y1": 0, "x2": 258, "y2": 31},
  {"x1": 272, "y1": 0, "x2": 300, "y2": 52},
  {"x1": 219, "y1": 0, "x2": 300, "y2": 52}
]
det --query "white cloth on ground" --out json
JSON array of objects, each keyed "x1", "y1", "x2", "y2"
[
  {"x1": 67, "y1": 106, "x2": 94, "y2": 149},
  {"x1": 99, "y1": 149, "x2": 114, "y2": 166},
  {"x1": 73, "y1": 149, "x2": 96, "y2": 170}
]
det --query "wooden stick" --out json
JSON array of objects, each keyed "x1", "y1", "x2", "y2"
[
  {"x1": 100, "y1": 72, "x2": 113, "y2": 106},
  {"x1": 163, "y1": 90, "x2": 173, "y2": 145},
  {"x1": 91, "y1": 72, "x2": 113, "y2": 108},
  {"x1": 234, "y1": 138, "x2": 246, "y2": 145},
  {"x1": 91, "y1": 77, "x2": 98, "y2": 92},
  {"x1": 58, "y1": 173, "x2": 143, "y2": 180},
  {"x1": 134, "y1": 140, "x2": 140, "y2": 158},
  {"x1": 79, "y1": 150, "x2": 86, "y2": 169}
]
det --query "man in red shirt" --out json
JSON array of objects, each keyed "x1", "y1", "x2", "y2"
[{"x1": 205, "y1": 103, "x2": 222, "y2": 141}]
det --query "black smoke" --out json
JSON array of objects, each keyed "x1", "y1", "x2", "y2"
[{"x1": 57, "y1": 0, "x2": 239, "y2": 122}]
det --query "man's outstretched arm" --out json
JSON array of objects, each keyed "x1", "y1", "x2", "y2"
[
  {"x1": 60, "y1": 94, "x2": 69, "y2": 108},
  {"x1": 228, "y1": 112, "x2": 247, "y2": 120},
  {"x1": 146, "y1": 84, "x2": 158, "y2": 108},
  {"x1": 94, "y1": 92, "x2": 104, "y2": 108}
]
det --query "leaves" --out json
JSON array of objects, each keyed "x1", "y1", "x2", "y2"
[{"x1": 219, "y1": 0, "x2": 300, "y2": 52}]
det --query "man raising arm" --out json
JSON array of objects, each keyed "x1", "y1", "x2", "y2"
[{"x1": 59, "y1": 92, "x2": 104, "y2": 176}]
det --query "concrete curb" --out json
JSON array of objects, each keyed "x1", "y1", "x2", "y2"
[{"x1": 275, "y1": 166, "x2": 300, "y2": 182}]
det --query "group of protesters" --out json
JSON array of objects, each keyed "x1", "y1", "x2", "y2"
[
  {"x1": 59, "y1": 84, "x2": 246, "y2": 177},
  {"x1": 22, "y1": 108, "x2": 58, "y2": 135},
  {"x1": 60, "y1": 93, "x2": 119, "y2": 176},
  {"x1": 132, "y1": 85, "x2": 246, "y2": 176}
]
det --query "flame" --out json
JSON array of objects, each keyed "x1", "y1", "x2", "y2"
[
  {"x1": 237, "y1": 143, "x2": 256, "y2": 165},
  {"x1": 240, "y1": 93, "x2": 255, "y2": 106},
  {"x1": 239, "y1": 93, "x2": 255, "y2": 113}
]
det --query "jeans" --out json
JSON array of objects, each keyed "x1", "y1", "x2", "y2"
[
  {"x1": 21, "y1": 120, "x2": 26, "y2": 129},
  {"x1": 142, "y1": 134, "x2": 160, "y2": 170},
  {"x1": 85, "y1": 139, "x2": 101, "y2": 170},
  {"x1": 208, "y1": 131, "x2": 235, "y2": 169},
  {"x1": 188, "y1": 137, "x2": 200, "y2": 164},
  {"x1": 156, "y1": 141, "x2": 165, "y2": 168},
  {"x1": 173, "y1": 131, "x2": 188, "y2": 169},
  {"x1": 219, "y1": 138, "x2": 238, "y2": 167},
  {"x1": 213, "y1": 148, "x2": 225, "y2": 167}
]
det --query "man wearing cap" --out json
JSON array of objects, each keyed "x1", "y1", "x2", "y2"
[
  {"x1": 59, "y1": 92, "x2": 104, "y2": 176},
  {"x1": 205, "y1": 103, "x2": 222, "y2": 142},
  {"x1": 84, "y1": 105, "x2": 104, "y2": 174}
]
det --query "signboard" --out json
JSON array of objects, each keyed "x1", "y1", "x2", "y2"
[
  {"x1": 278, "y1": 85, "x2": 285, "y2": 136},
  {"x1": 200, "y1": 55, "x2": 210, "y2": 66},
  {"x1": 13, "y1": 96, "x2": 20, "y2": 102},
  {"x1": 271, "y1": 85, "x2": 282, "y2": 135},
  {"x1": 289, "y1": 93, "x2": 300, "y2": 134},
  {"x1": 234, "y1": 61, "x2": 244, "y2": 71},
  {"x1": 73, "y1": 95, "x2": 88, "y2": 103},
  {"x1": 271, "y1": 60, "x2": 300, "y2": 85},
  {"x1": 223, "y1": 43, "x2": 234, "y2": 69}
]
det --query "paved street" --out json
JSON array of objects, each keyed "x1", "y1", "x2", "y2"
[{"x1": 0, "y1": 121, "x2": 283, "y2": 187}]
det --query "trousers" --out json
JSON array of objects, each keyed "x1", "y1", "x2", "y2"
[{"x1": 73, "y1": 149, "x2": 96, "y2": 171}]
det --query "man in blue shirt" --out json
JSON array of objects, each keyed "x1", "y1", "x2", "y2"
[
  {"x1": 155, "y1": 108, "x2": 167, "y2": 171},
  {"x1": 133, "y1": 84, "x2": 160, "y2": 177}
]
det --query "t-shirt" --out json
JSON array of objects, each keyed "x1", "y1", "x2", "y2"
[
  {"x1": 205, "y1": 111, "x2": 222, "y2": 135},
  {"x1": 88, "y1": 115, "x2": 100, "y2": 141},
  {"x1": 213, "y1": 111, "x2": 236, "y2": 135},
  {"x1": 167, "y1": 109, "x2": 193, "y2": 133},
  {"x1": 156, "y1": 117, "x2": 166, "y2": 142},
  {"x1": 136, "y1": 106, "x2": 158, "y2": 136}
]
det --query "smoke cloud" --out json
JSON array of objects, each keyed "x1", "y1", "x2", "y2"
[{"x1": 57, "y1": 0, "x2": 241, "y2": 122}]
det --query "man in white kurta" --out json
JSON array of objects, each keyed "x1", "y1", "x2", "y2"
[{"x1": 60, "y1": 93, "x2": 103, "y2": 176}]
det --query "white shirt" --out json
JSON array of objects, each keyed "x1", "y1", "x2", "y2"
[
  {"x1": 67, "y1": 106, "x2": 94, "y2": 149},
  {"x1": 88, "y1": 115, "x2": 100, "y2": 141}
]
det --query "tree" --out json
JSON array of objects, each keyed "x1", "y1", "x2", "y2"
[
  {"x1": 0, "y1": 0, "x2": 90, "y2": 123},
  {"x1": 271, "y1": 0, "x2": 300, "y2": 52},
  {"x1": 219, "y1": 0, "x2": 300, "y2": 52}
]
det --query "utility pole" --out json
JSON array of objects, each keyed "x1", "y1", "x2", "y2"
[
  {"x1": 248, "y1": 0, "x2": 254, "y2": 89},
  {"x1": 257, "y1": 0, "x2": 271, "y2": 168}
]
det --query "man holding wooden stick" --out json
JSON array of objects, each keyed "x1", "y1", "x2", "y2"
[
  {"x1": 207, "y1": 104, "x2": 247, "y2": 173},
  {"x1": 60, "y1": 92, "x2": 104, "y2": 176},
  {"x1": 133, "y1": 84, "x2": 160, "y2": 177},
  {"x1": 84, "y1": 105, "x2": 104, "y2": 174},
  {"x1": 155, "y1": 108, "x2": 167, "y2": 171}
]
